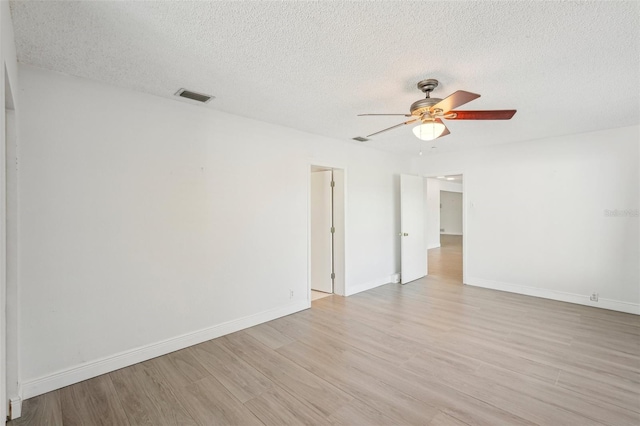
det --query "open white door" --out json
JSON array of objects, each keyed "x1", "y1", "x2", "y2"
[
  {"x1": 400, "y1": 174, "x2": 426, "y2": 284},
  {"x1": 310, "y1": 171, "x2": 333, "y2": 293}
]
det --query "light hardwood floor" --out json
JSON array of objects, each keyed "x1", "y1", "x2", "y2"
[
  {"x1": 428, "y1": 234, "x2": 463, "y2": 283},
  {"x1": 311, "y1": 290, "x2": 332, "y2": 301},
  {"x1": 11, "y1": 242, "x2": 640, "y2": 425}
]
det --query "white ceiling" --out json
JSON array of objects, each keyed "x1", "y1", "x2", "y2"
[
  {"x1": 9, "y1": 1, "x2": 640, "y2": 155},
  {"x1": 435, "y1": 175, "x2": 463, "y2": 184}
]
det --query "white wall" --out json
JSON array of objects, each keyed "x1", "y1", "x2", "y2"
[
  {"x1": 1, "y1": 0, "x2": 20, "y2": 418},
  {"x1": 440, "y1": 191, "x2": 463, "y2": 235},
  {"x1": 424, "y1": 178, "x2": 441, "y2": 249},
  {"x1": 413, "y1": 125, "x2": 640, "y2": 314},
  {"x1": 17, "y1": 65, "x2": 410, "y2": 397}
]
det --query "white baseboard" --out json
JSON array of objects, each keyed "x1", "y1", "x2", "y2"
[
  {"x1": 427, "y1": 244, "x2": 441, "y2": 249},
  {"x1": 9, "y1": 396, "x2": 22, "y2": 420},
  {"x1": 466, "y1": 277, "x2": 640, "y2": 315},
  {"x1": 346, "y1": 274, "x2": 395, "y2": 296},
  {"x1": 21, "y1": 300, "x2": 309, "y2": 400}
]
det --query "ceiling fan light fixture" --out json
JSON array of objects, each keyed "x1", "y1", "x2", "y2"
[
  {"x1": 413, "y1": 121, "x2": 446, "y2": 141},
  {"x1": 358, "y1": 78, "x2": 515, "y2": 140}
]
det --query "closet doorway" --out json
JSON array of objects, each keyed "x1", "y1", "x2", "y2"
[{"x1": 309, "y1": 166, "x2": 345, "y2": 301}]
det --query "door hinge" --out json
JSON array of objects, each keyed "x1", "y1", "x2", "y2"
[
  {"x1": 330, "y1": 227, "x2": 335, "y2": 233},
  {"x1": 331, "y1": 272, "x2": 335, "y2": 280},
  {"x1": 331, "y1": 180, "x2": 335, "y2": 188}
]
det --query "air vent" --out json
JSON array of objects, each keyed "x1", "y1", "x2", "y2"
[
  {"x1": 175, "y1": 88, "x2": 214, "y2": 103},
  {"x1": 352, "y1": 136, "x2": 369, "y2": 142}
]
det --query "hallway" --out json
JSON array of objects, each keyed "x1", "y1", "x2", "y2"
[{"x1": 427, "y1": 235, "x2": 462, "y2": 283}]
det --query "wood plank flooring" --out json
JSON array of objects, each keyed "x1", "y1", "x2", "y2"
[
  {"x1": 311, "y1": 290, "x2": 332, "y2": 301},
  {"x1": 428, "y1": 234, "x2": 462, "y2": 282},
  {"x1": 11, "y1": 237, "x2": 640, "y2": 425}
]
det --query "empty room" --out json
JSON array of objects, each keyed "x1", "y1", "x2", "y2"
[{"x1": 1, "y1": 1, "x2": 638, "y2": 425}]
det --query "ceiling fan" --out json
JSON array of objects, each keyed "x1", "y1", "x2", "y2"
[{"x1": 358, "y1": 79, "x2": 516, "y2": 141}]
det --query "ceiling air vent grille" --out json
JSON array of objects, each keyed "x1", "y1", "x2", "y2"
[
  {"x1": 175, "y1": 88, "x2": 214, "y2": 103},
  {"x1": 352, "y1": 136, "x2": 369, "y2": 142}
]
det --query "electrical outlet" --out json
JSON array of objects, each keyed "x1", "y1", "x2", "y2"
[
  {"x1": 289, "y1": 290, "x2": 294, "y2": 299},
  {"x1": 590, "y1": 292, "x2": 598, "y2": 302}
]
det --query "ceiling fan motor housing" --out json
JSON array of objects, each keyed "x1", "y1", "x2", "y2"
[{"x1": 410, "y1": 97, "x2": 442, "y2": 116}]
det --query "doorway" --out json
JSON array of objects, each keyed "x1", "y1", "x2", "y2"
[
  {"x1": 424, "y1": 174, "x2": 464, "y2": 283},
  {"x1": 309, "y1": 165, "x2": 345, "y2": 301}
]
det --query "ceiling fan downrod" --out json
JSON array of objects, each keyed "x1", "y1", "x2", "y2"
[
  {"x1": 410, "y1": 79, "x2": 443, "y2": 116},
  {"x1": 417, "y1": 78, "x2": 439, "y2": 98}
]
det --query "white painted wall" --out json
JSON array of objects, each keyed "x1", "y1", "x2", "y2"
[
  {"x1": 413, "y1": 125, "x2": 640, "y2": 314},
  {"x1": 424, "y1": 178, "x2": 441, "y2": 249},
  {"x1": 1, "y1": 0, "x2": 20, "y2": 418},
  {"x1": 440, "y1": 191, "x2": 463, "y2": 235},
  {"x1": 17, "y1": 65, "x2": 410, "y2": 397}
]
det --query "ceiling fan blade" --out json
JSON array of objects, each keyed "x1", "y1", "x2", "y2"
[
  {"x1": 366, "y1": 118, "x2": 418, "y2": 137},
  {"x1": 435, "y1": 118, "x2": 450, "y2": 138},
  {"x1": 431, "y1": 90, "x2": 480, "y2": 113},
  {"x1": 358, "y1": 113, "x2": 412, "y2": 117},
  {"x1": 446, "y1": 110, "x2": 517, "y2": 120}
]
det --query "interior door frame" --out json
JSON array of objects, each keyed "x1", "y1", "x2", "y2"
[
  {"x1": 1, "y1": 62, "x2": 7, "y2": 423},
  {"x1": 3, "y1": 62, "x2": 20, "y2": 420},
  {"x1": 308, "y1": 163, "x2": 346, "y2": 300},
  {"x1": 424, "y1": 171, "x2": 467, "y2": 284}
]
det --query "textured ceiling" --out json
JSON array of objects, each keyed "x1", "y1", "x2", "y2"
[{"x1": 9, "y1": 1, "x2": 640, "y2": 155}]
